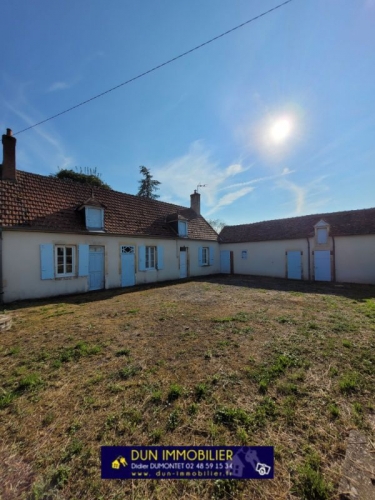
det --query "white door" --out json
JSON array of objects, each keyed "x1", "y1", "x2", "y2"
[
  {"x1": 314, "y1": 251, "x2": 331, "y2": 281},
  {"x1": 220, "y1": 250, "x2": 231, "y2": 274},
  {"x1": 180, "y1": 249, "x2": 187, "y2": 278},
  {"x1": 121, "y1": 246, "x2": 135, "y2": 287},
  {"x1": 287, "y1": 251, "x2": 302, "y2": 280},
  {"x1": 89, "y1": 246, "x2": 105, "y2": 290}
]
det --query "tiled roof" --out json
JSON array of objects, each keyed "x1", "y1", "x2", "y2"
[
  {"x1": 219, "y1": 208, "x2": 375, "y2": 243},
  {"x1": 0, "y1": 171, "x2": 218, "y2": 241}
]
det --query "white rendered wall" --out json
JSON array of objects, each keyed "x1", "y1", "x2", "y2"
[{"x1": 2, "y1": 230, "x2": 219, "y2": 302}]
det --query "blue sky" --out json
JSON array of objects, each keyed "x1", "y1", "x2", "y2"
[{"x1": 1, "y1": 0, "x2": 374, "y2": 225}]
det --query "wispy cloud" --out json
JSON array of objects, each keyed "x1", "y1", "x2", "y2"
[
  {"x1": 155, "y1": 141, "x2": 293, "y2": 215},
  {"x1": 205, "y1": 187, "x2": 254, "y2": 216},
  {"x1": 2, "y1": 85, "x2": 75, "y2": 173},
  {"x1": 277, "y1": 175, "x2": 331, "y2": 215},
  {"x1": 47, "y1": 81, "x2": 71, "y2": 92}
]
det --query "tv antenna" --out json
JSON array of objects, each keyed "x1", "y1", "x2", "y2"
[{"x1": 196, "y1": 184, "x2": 207, "y2": 193}]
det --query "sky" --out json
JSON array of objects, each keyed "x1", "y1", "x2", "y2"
[{"x1": 1, "y1": 0, "x2": 375, "y2": 225}]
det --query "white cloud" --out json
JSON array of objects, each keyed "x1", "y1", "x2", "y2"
[
  {"x1": 3, "y1": 96, "x2": 75, "y2": 174},
  {"x1": 48, "y1": 81, "x2": 70, "y2": 92},
  {"x1": 206, "y1": 187, "x2": 254, "y2": 216},
  {"x1": 225, "y1": 163, "x2": 245, "y2": 176},
  {"x1": 155, "y1": 141, "x2": 293, "y2": 216},
  {"x1": 277, "y1": 176, "x2": 331, "y2": 215}
]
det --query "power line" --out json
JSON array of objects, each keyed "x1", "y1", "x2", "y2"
[{"x1": 14, "y1": 0, "x2": 294, "y2": 135}]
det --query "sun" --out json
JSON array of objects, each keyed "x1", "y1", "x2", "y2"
[{"x1": 269, "y1": 118, "x2": 293, "y2": 144}]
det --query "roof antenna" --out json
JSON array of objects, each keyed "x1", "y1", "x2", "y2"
[{"x1": 196, "y1": 184, "x2": 207, "y2": 193}]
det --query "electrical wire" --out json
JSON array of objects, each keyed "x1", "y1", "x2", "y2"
[{"x1": 14, "y1": 0, "x2": 294, "y2": 135}]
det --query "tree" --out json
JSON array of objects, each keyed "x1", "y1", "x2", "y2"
[
  {"x1": 137, "y1": 166, "x2": 161, "y2": 199},
  {"x1": 207, "y1": 219, "x2": 226, "y2": 233},
  {"x1": 52, "y1": 166, "x2": 111, "y2": 189}
]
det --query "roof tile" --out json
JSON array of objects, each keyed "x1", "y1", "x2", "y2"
[
  {"x1": 220, "y1": 208, "x2": 375, "y2": 243},
  {"x1": 0, "y1": 171, "x2": 218, "y2": 241}
]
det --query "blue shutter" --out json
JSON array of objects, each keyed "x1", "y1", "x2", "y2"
[
  {"x1": 209, "y1": 247, "x2": 214, "y2": 266},
  {"x1": 178, "y1": 221, "x2": 187, "y2": 237},
  {"x1": 86, "y1": 208, "x2": 103, "y2": 229},
  {"x1": 157, "y1": 246, "x2": 164, "y2": 270},
  {"x1": 78, "y1": 244, "x2": 89, "y2": 276},
  {"x1": 198, "y1": 247, "x2": 203, "y2": 266},
  {"x1": 138, "y1": 246, "x2": 146, "y2": 271},
  {"x1": 40, "y1": 244, "x2": 54, "y2": 280}
]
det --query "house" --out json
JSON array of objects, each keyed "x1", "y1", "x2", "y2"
[
  {"x1": 1, "y1": 127, "x2": 374, "y2": 304},
  {"x1": 219, "y1": 208, "x2": 375, "y2": 284},
  {"x1": 0, "y1": 129, "x2": 219, "y2": 303}
]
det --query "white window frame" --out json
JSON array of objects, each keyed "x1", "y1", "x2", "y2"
[
  {"x1": 178, "y1": 221, "x2": 188, "y2": 237},
  {"x1": 55, "y1": 245, "x2": 76, "y2": 277},
  {"x1": 202, "y1": 247, "x2": 209, "y2": 266},
  {"x1": 145, "y1": 246, "x2": 156, "y2": 270}
]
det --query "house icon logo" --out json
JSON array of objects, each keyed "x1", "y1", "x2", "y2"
[{"x1": 112, "y1": 456, "x2": 128, "y2": 469}]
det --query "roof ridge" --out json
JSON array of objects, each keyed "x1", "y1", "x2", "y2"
[
  {"x1": 224, "y1": 206, "x2": 375, "y2": 228},
  {"x1": 13, "y1": 170, "x2": 190, "y2": 211}
]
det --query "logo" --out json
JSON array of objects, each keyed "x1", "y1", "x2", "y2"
[{"x1": 111, "y1": 456, "x2": 128, "y2": 469}]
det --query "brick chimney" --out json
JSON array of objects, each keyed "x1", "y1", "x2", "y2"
[
  {"x1": 1, "y1": 129, "x2": 16, "y2": 181},
  {"x1": 190, "y1": 190, "x2": 200, "y2": 215}
]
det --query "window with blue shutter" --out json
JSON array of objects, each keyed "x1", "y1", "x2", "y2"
[
  {"x1": 85, "y1": 207, "x2": 103, "y2": 230},
  {"x1": 157, "y1": 246, "x2": 164, "y2": 270},
  {"x1": 78, "y1": 245, "x2": 89, "y2": 276},
  {"x1": 138, "y1": 246, "x2": 146, "y2": 271},
  {"x1": 199, "y1": 247, "x2": 209, "y2": 266},
  {"x1": 209, "y1": 247, "x2": 214, "y2": 266},
  {"x1": 178, "y1": 221, "x2": 187, "y2": 237},
  {"x1": 40, "y1": 244, "x2": 54, "y2": 280},
  {"x1": 198, "y1": 247, "x2": 203, "y2": 266}
]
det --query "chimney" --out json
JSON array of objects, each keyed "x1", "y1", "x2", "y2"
[
  {"x1": 190, "y1": 190, "x2": 200, "y2": 215},
  {"x1": 1, "y1": 129, "x2": 16, "y2": 181}
]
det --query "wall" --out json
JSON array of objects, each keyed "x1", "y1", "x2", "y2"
[
  {"x1": 334, "y1": 235, "x2": 375, "y2": 284},
  {"x1": 2, "y1": 231, "x2": 220, "y2": 302},
  {"x1": 220, "y1": 239, "x2": 309, "y2": 279}
]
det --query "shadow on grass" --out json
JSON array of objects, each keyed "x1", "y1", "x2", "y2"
[{"x1": 2, "y1": 273, "x2": 375, "y2": 312}]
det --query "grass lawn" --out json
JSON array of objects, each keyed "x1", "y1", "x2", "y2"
[{"x1": 1, "y1": 275, "x2": 374, "y2": 500}]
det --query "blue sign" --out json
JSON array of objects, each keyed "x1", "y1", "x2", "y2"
[{"x1": 101, "y1": 446, "x2": 274, "y2": 480}]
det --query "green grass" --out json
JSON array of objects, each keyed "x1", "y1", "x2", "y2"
[{"x1": 1, "y1": 276, "x2": 374, "y2": 500}]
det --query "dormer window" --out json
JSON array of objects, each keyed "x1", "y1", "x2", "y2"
[
  {"x1": 314, "y1": 219, "x2": 329, "y2": 244},
  {"x1": 317, "y1": 227, "x2": 328, "y2": 244},
  {"x1": 85, "y1": 207, "x2": 104, "y2": 230},
  {"x1": 178, "y1": 220, "x2": 188, "y2": 237}
]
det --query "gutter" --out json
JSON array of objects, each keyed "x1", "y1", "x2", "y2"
[
  {"x1": 0, "y1": 228, "x2": 3, "y2": 304},
  {"x1": 332, "y1": 235, "x2": 336, "y2": 282},
  {"x1": 306, "y1": 237, "x2": 311, "y2": 280}
]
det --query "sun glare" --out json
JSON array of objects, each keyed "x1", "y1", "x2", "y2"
[{"x1": 270, "y1": 118, "x2": 293, "y2": 144}]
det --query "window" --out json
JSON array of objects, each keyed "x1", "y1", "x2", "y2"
[
  {"x1": 138, "y1": 246, "x2": 164, "y2": 271},
  {"x1": 145, "y1": 246, "x2": 156, "y2": 269},
  {"x1": 178, "y1": 221, "x2": 188, "y2": 237},
  {"x1": 55, "y1": 245, "x2": 75, "y2": 277},
  {"x1": 202, "y1": 247, "x2": 209, "y2": 265},
  {"x1": 199, "y1": 246, "x2": 214, "y2": 266},
  {"x1": 85, "y1": 207, "x2": 104, "y2": 230},
  {"x1": 317, "y1": 228, "x2": 328, "y2": 244},
  {"x1": 242, "y1": 250, "x2": 248, "y2": 259}
]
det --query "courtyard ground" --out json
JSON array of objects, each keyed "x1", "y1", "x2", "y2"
[{"x1": 1, "y1": 275, "x2": 374, "y2": 499}]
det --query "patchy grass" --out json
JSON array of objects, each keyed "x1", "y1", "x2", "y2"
[{"x1": 1, "y1": 275, "x2": 374, "y2": 499}]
